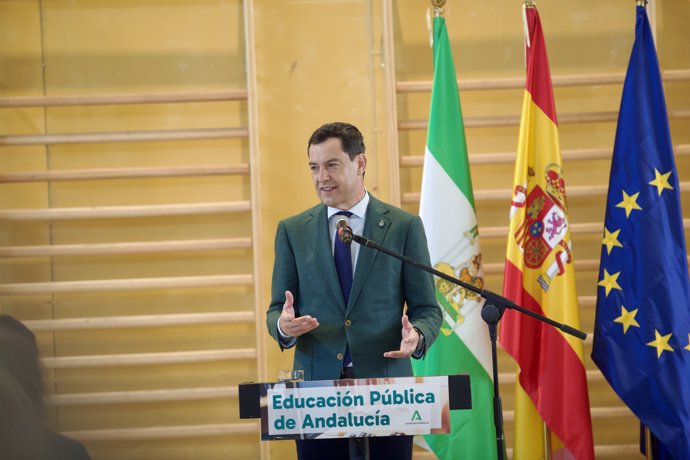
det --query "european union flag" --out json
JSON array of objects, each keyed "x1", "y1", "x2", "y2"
[{"x1": 591, "y1": 4, "x2": 690, "y2": 459}]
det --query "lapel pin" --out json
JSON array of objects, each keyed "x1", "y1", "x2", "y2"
[{"x1": 378, "y1": 219, "x2": 385, "y2": 228}]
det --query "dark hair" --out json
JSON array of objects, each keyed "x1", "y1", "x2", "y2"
[{"x1": 307, "y1": 122, "x2": 365, "y2": 160}]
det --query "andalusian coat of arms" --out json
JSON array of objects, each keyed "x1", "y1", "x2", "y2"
[{"x1": 433, "y1": 225, "x2": 484, "y2": 336}]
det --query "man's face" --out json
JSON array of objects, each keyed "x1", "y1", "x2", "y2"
[{"x1": 308, "y1": 137, "x2": 366, "y2": 210}]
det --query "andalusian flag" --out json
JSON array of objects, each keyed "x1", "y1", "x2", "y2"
[
  {"x1": 412, "y1": 13, "x2": 496, "y2": 460},
  {"x1": 498, "y1": 6, "x2": 594, "y2": 460}
]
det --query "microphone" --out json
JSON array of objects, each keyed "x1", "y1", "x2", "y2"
[{"x1": 335, "y1": 217, "x2": 353, "y2": 245}]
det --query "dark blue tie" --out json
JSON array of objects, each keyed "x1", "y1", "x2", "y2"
[{"x1": 333, "y1": 211, "x2": 353, "y2": 366}]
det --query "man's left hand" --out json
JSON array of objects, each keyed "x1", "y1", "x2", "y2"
[{"x1": 383, "y1": 315, "x2": 419, "y2": 359}]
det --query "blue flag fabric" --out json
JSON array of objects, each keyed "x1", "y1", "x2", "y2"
[{"x1": 591, "y1": 5, "x2": 690, "y2": 459}]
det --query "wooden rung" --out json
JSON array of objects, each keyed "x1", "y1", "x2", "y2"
[
  {"x1": 400, "y1": 144, "x2": 690, "y2": 167},
  {"x1": 399, "y1": 112, "x2": 619, "y2": 130},
  {"x1": 485, "y1": 255, "x2": 688, "y2": 275},
  {"x1": 41, "y1": 348, "x2": 256, "y2": 369},
  {"x1": 46, "y1": 386, "x2": 239, "y2": 406},
  {"x1": 479, "y1": 222, "x2": 599, "y2": 238},
  {"x1": 595, "y1": 445, "x2": 645, "y2": 457},
  {"x1": 417, "y1": 444, "x2": 641, "y2": 459},
  {"x1": 480, "y1": 218, "x2": 690, "y2": 239},
  {"x1": 396, "y1": 69, "x2": 690, "y2": 93},
  {"x1": 482, "y1": 184, "x2": 596, "y2": 199},
  {"x1": 499, "y1": 369, "x2": 604, "y2": 385},
  {"x1": 484, "y1": 258, "x2": 603, "y2": 274},
  {"x1": 62, "y1": 422, "x2": 258, "y2": 442},
  {"x1": 579, "y1": 295, "x2": 596, "y2": 308},
  {"x1": 399, "y1": 109, "x2": 688, "y2": 130},
  {"x1": 0, "y1": 238, "x2": 252, "y2": 258},
  {"x1": 0, "y1": 127, "x2": 248, "y2": 146},
  {"x1": 0, "y1": 201, "x2": 251, "y2": 221},
  {"x1": 402, "y1": 148, "x2": 606, "y2": 167},
  {"x1": 24, "y1": 311, "x2": 255, "y2": 331},
  {"x1": 0, "y1": 90, "x2": 248, "y2": 108},
  {"x1": 596, "y1": 445, "x2": 645, "y2": 457},
  {"x1": 501, "y1": 406, "x2": 631, "y2": 423},
  {"x1": 403, "y1": 181, "x2": 690, "y2": 204},
  {"x1": 0, "y1": 274, "x2": 253, "y2": 296},
  {"x1": 0, "y1": 164, "x2": 250, "y2": 183}
]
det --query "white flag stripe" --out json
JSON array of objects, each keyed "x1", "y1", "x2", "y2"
[{"x1": 419, "y1": 147, "x2": 492, "y2": 377}]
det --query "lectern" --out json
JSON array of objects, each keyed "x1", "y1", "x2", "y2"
[{"x1": 239, "y1": 374, "x2": 471, "y2": 459}]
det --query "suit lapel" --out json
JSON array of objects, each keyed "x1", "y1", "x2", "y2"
[
  {"x1": 304, "y1": 204, "x2": 347, "y2": 312},
  {"x1": 348, "y1": 196, "x2": 391, "y2": 310}
]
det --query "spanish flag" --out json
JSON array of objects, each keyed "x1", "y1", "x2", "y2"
[{"x1": 498, "y1": 5, "x2": 594, "y2": 460}]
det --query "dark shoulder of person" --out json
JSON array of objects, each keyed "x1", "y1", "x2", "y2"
[{"x1": 44, "y1": 429, "x2": 92, "y2": 460}]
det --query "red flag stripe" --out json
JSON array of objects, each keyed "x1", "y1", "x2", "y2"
[
  {"x1": 501, "y1": 259, "x2": 594, "y2": 460},
  {"x1": 525, "y1": 8, "x2": 558, "y2": 125}
]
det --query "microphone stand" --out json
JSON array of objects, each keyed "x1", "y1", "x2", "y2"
[{"x1": 344, "y1": 228, "x2": 586, "y2": 460}]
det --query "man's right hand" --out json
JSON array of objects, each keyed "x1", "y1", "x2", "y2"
[{"x1": 278, "y1": 290, "x2": 319, "y2": 337}]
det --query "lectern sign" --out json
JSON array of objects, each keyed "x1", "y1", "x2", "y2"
[
  {"x1": 238, "y1": 374, "x2": 471, "y2": 441},
  {"x1": 265, "y1": 376, "x2": 450, "y2": 440}
]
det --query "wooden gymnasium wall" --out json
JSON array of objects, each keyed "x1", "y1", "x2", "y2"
[
  {"x1": 0, "y1": 1, "x2": 263, "y2": 459},
  {"x1": 1, "y1": 1, "x2": 689, "y2": 460}
]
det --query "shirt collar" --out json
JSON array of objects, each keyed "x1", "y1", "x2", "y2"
[{"x1": 327, "y1": 191, "x2": 369, "y2": 220}]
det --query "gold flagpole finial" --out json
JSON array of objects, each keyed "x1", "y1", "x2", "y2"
[
  {"x1": 524, "y1": 0, "x2": 536, "y2": 8},
  {"x1": 431, "y1": 0, "x2": 446, "y2": 17},
  {"x1": 636, "y1": 0, "x2": 646, "y2": 6}
]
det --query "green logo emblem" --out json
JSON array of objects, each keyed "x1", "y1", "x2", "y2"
[{"x1": 411, "y1": 410, "x2": 422, "y2": 422}]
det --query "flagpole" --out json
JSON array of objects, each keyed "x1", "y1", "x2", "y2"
[
  {"x1": 529, "y1": 11, "x2": 550, "y2": 457},
  {"x1": 644, "y1": 426, "x2": 654, "y2": 460},
  {"x1": 513, "y1": 12, "x2": 584, "y2": 458},
  {"x1": 542, "y1": 424, "x2": 552, "y2": 460}
]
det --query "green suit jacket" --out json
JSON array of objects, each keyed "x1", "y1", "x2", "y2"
[{"x1": 266, "y1": 195, "x2": 442, "y2": 380}]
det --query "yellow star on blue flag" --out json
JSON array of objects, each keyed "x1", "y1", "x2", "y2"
[
  {"x1": 613, "y1": 306, "x2": 639, "y2": 334},
  {"x1": 646, "y1": 329, "x2": 674, "y2": 358},
  {"x1": 598, "y1": 269, "x2": 622, "y2": 297},
  {"x1": 649, "y1": 168, "x2": 673, "y2": 196},
  {"x1": 616, "y1": 190, "x2": 643, "y2": 218},
  {"x1": 602, "y1": 227, "x2": 624, "y2": 255}
]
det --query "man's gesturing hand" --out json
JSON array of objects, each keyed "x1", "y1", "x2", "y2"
[
  {"x1": 383, "y1": 314, "x2": 420, "y2": 359},
  {"x1": 278, "y1": 291, "x2": 319, "y2": 337}
]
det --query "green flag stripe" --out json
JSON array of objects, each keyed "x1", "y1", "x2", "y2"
[{"x1": 426, "y1": 17, "x2": 475, "y2": 209}]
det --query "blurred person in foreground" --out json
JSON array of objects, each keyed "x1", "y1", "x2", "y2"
[{"x1": 0, "y1": 314, "x2": 91, "y2": 460}]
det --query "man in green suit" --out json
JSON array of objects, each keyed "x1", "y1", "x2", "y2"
[{"x1": 266, "y1": 122, "x2": 442, "y2": 460}]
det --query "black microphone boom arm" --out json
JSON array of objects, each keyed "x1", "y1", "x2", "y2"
[{"x1": 350, "y1": 232, "x2": 586, "y2": 340}]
